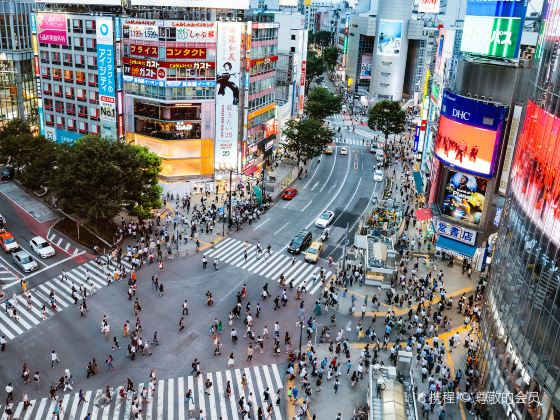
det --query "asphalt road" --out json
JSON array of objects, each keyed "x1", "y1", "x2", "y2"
[{"x1": 0, "y1": 117, "x2": 385, "y2": 419}]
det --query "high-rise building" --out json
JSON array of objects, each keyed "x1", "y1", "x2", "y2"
[
  {"x1": 0, "y1": 0, "x2": 37, "y2": 126},
  {"x1": 478, "y1": 0, "x2": 560, "y2": 418},
  {"x1": 32, "y1": 11, "x2": 122, "y2": 143}
]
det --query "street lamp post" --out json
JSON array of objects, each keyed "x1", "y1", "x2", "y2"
[{"x1": 297, "y1": 302, "x2": 305, "y2": 361}]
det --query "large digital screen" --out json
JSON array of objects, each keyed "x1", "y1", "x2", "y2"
[
  {"x1": 510, "y1": 101, "x2": 560, "y2": 246},
  {"x1": 359, "y1": 54, "x2": 372, "y2": 80},
  {"x1": 377, "y1": 19, "x2": 402, "y2": 57},
  {"x1": 435, "y1": 89, "x2": 507, "y2": 178},
  {"x1": 442, "y1": 170, "x2": 487, "y2": 225},
  {"x1": 419, "y1": 0, "x2": 440, "y2": 13},
  {"x1": 215, "y1": 22, "x2": 242, "y2": 171},
  {"x1": 461, "y1": 0, "x2": 527, "y2": 59}
]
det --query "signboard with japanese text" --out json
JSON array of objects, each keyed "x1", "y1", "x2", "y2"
[
  {"x1": 461, "y1": 0, "x2": 528, "y2": 59},
  {"x1": 250, "y1": 55, "x2": 278, "y2": 67},
  {"x1": 123, "y1": 57, "x2": 214, "y2": 80},
  {"x1": 434, "y1": 218, "x2": 478, "y2": 246},
  {"x1": 129, "y1": 45, "x2": 159, "y2": 58},
  {"x1": 165, "y1": 48, "x2": 207, "y2": 59},
  {"x1": 435, "y1": 89, "x2": 508, "y2": 178},
  {"x1": 122, "y1": 19, "x2": 217, "y2": 42},
  {"x1": 122, "y1": 76, "x2": 215, "y2": 88},
  {"x1": 96, "y1": 17, "x2": 116, "y2": 140},
  {"x1": 264, "y1": 119, "x2": 278, "y2": 138},
  {"x1": 130, "y1": 0, "x2": 249, "y2": 9},
  {"x1": 215, "y1": 22, "x2": 242, "y2": 171},
  {"x1": 442, "y1": 170, "x2": 487, "y2": 225},
  {"x1": 36, "y1": 13, "x2": 68, "y2": 46}
]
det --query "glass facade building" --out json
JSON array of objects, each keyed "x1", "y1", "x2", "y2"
[
  {"x1": 0, "y1": 0, "x2": 37, "y2": 126},
  {"x1": 479, "y1": 1, "x2": 560, "y2": 419}
]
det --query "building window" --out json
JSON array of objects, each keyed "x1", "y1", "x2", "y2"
[
  {"x1": 45, "y1": 114, "x2": 54, "y2": 126},
  {"x1": 68, "y1": 119, "x2": 76, "y2": 131},
  {"x1": 65, "y1": 86, "x2": 74, "y2": 99},
  {"x1": 40, "y1": 51, "x2": 49, "y2": 64},
  {"x1": 51, "y1": 51, "x2": 61, "y2": 65},
  {"x1": 87, "y1": 56, "x2": 97, "y2": 69},
  {"x1": 41, "y1": 67, "x2": 50, "y2": 79},
  {"x1": 75, "y1": 54, "x2": 85, "y2": 68},
  {"x1": 54, "y1": 85, "x2": 62, "y2": 97},
  {"x1": 43, "y1": 98, "x2": 53, "y2": 110},
  {"x1": 89, "y1": 107, "x2": 99, "y2": 120},
  {"x1": 52, "y1": 69, "x2": 61, "y2": 81},
  {"x1": 85, "y1": 20, "x2": 96, "y2": 34},
  {"x1": 291, "y1": 34, "x2": 296, "y2": 40},
  {"x1": 63, "y1": 53, "x2": 73, "y2": 66},
  {"x1": 78, "y1": 121, "x2": 88, "y2": 133},
  {"x1": 76, "y1": 72, "x2": 86, "y2": 85},
  {"x1": 64, "y1": 70, "x2": 74, "y2": 82},
  {"x1": 74, "y1": 37, "x2": 83, "y2": 50},
  {"x1": 88, "y1": 90, "x2": 97, "y2": 104},
  {"x1": 56, "y1": 116, "x2": 65, "y2": 127},
  {"x1": 86, "y1": 38, "x2": 96, "y2": 52},
  {"x1": 43, "y1": 82, "x2": 51, "y2": 95},
  {"x1": 72, "y1": 19, "x2": 82, "y2": 32},
  {"x1": 77, "y1": 90, "x2": 86, "y2": 102},
  {"x1": 78, "y1": 105, "x2": 87, "y2": 117},
  {"x1": 88, "y1": 74, "x2": 98, "y2": 87},
  {"x1": 66, "y1": 103, "x2": 75, "y2": 115}
]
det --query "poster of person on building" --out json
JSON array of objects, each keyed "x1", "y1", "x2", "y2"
[{"x1": 442, "y1": 170, "x2": 487, "y2": 225}]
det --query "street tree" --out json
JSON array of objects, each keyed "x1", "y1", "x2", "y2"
[
  {"x1": 322, "y1": 47, "x2": 339, "y2": 72},
  {"x1": 304, "y1": 87, "x2": 342, "y2": 121},
  {"x1": 305, "y1": 51, "x2": 326, "y2": 93},
  {"x1": 367, "y1": 100, "x2": 406, "y2": 142},
  {"x1": 311, "y1": 30, "x2": 333, "y2": 48},
  {"x1": 0, "y1": 119, "x2": 45, "y2": 173},
  {"x1": 50, "y1": 135, "x2": 162, "y2": 222},
  {"x1": 283, "y1": 118, "x2": 333, "y2": 167},
  {"x1": 18, "y1": 138, "x2": 59, "y2": 191}
]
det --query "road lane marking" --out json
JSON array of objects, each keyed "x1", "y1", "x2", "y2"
[
  {"x1": 253, "y1": 218, "x2": 270, "y2": 230},
  {"x1": 274, "y1": 222, "x2": 289, "y2": 235},
  {"x1": 301, "y1": 201, "x2": 313, "y2": 212}
]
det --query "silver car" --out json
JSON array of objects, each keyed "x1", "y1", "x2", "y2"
[{"x1": 12, "y1": 250, "x2": 38, "y2": 272}]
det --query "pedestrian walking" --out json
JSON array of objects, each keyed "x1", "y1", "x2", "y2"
[
  {"x1": 51, "y1": 350, "x2": 59, "y2": 368},
  {"x1": 247, "y1": 345, "x2": 254, "y2": 361},
  {"x1": 182, "y1": 300, "x2": 189, "y2": 315},
  {"x1": 334, "y1": 378, "x2": 340, "y2": 394},
  {"x1": 179, "y1": 317, "x2": 185, "y2": 331}
]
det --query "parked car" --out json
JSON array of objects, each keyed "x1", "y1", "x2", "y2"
[
  {"x1": 12, "y1": 250, "x2": 38, "y2": 272},
  {"x1": 287, "y1": 230, "x2": 312, "y2": 254},
  {"x1": 30, "y1": 236, "x2": 56, "y2": 258}
]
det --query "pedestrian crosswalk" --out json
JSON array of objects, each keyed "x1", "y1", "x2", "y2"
[
  {"x1": 48, "y1": 232, "x2": 84, "y2": 256},
  {"x1": 0, "y1": 261, "x2": 16, "y2": 282},
  {"x1": 335, "y1": 138, "x2": 368, "y2": 146},
  {"x1": 0, "y1": 364, "x2": 285, "y2": 420},
  {"x1": 205, "y1": 238, "x2": 332, "y2": 295},
  {"x1": 329, "y1": 113, "x2": 353, "y2": 122},
  {"x1": 0, "y1": 258, "x2": 133, "y2": 341}
]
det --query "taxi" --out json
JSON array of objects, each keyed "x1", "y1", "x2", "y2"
[
  {"x1": 0, "y1": 229, "x2": 19, "y2": 253},
  {"x1": 323, "y1": 145, "x2": 333, "y2": 155},
  {"x1": 304, "y1": 241, "x2": 323, "y2": 263}
]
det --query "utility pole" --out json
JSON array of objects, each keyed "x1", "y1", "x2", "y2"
[{"x1": 342, "y1": 221, "x2": 349, "y2": 276}]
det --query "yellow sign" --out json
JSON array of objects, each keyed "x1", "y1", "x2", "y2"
[
  {"x1": 347, "y1": 78, "x2": 353, "y2": 86},
  {"x1": 423, "y1": 69, "x2": 430, "y2": 98},
  {"x1": 304, "y1": 0, "x2": 311, "y2": 6},
  {"x1": 248, "y1": 103, "x2": 275, "y2": 120}
]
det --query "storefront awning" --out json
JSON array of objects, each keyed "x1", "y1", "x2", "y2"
[
  {"x1": 413, "y1": 171, "x2": 423, "y2": 194},
  {"x1": 435, "y1": 236, "x2": 477, "y2": 258},
  {"x1": 415, "y1": 208, "x2": 432, "y2": 221}
]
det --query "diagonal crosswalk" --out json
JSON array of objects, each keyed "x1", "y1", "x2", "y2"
[
  {"x1": 205, "y1": 238, "x2": 331, "y2": 295},
  {"x1": 0, "y1": 364, "x2": 285, "y2": 420},
  {"x1": 0, "y1": 258, "x2": 133, "y2": 341}
]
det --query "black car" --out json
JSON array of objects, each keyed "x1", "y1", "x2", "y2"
[{"x1": 287, "y1": 230, "x2": 312, "y2": 254}]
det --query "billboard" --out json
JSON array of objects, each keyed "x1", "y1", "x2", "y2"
[
  {"x1": 419, "y1": 0, "x2": 440, "y2": 13},
  {"x1": 461, "y1": 0, "x2": 528, "y2": 59},
  {"x1": 510, "y1": 101, "x2": 560, "y2": 246},
  {"x1": 435, "y1": 89, "x2": 508, "y2": 178},
  {"x1": 434, "y1": 28, "x2": 455, "y2": 78},
  {"x1": 359, "y1": 54, "x2": 372, "y2": 80},
  {"x1": 97, "y1": 17, "x2": 117, "y2": 140},
  {"x1": 215, "y1": 22, "x2": 242, "y2": 171},
  {"x1": 377, "y1": 19, "x2": 402, "y2": 57},
  {"x1": 442, "y1": 170, "x2": 487, "y2": 225},
  {"x1": 130, "y1": 0, "x2": 249, "y2": 8},
  {"x1": 122, "y1": 19, "x2": 217, "y2": 42},
  {"x1": 36, "y1": 13, "x2": 68, "y2": 46}
]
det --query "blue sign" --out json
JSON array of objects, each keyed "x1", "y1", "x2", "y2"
[
  {"x1": 30, "y1": 13, "x2": 36, "y2": 33},
  {"x1": 97, "y1": 44, "x2": 115, "y2": 98},
  {"x1": 115, "y1": 17, "x2": 121, "y2": 41},
  {"x1": 466, "y1": 0, "x2": 527, "y2": 18},
  {"x1": 56, "y1": 129, "x2": 83, "y2": 144},
  {"x1": 441, "y1": 89, "x2": 507, "y2": 130},
  {"x1": 413, "y1": 125, "x2": 420, "y2": 153},
  {"x1": 123, "y1": 76, "x2": 216, "y2": 88}
]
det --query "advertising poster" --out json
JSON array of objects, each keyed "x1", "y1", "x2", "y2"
[
  {"x1": 97, "y1": 17, "x2": 117, "y2": 140},
  {"x1": 377, "y1": 19, "x2": 402, "y2": 57},
  {"x1": 359, "y1": 54, "x2": 372, "y2": 80},
  {"x1": 130, "y1": 0, "x2": 249, "y2": 7},
  {"x1": 215, "y1": 22, "x2": 242, "y2": 171},
  {"x1": 435, "y1": 89, "x2": 507, "y2": 178},
  {"x1": 419, "y1": 0, "x2": 441, "y2": 13},
  {"x1": 36, "y1": 13, "x2": 68, "y2": 46},
  {"x1": 461, "y1": 0, "x2": 528, "y2": 59},
  {"x1": 442, "y1": 170, "x2": 487, "y2": 225},
  {"x1": 510, "y1": 101, "x2": 560, "y2": 247}
]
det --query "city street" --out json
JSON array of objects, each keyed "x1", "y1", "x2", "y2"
[{"x1": 0, "y1": 114, "x2": 384, "y2": 419}]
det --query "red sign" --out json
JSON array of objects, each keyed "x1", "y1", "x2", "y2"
[
  {"x1": 165, "y1": 48, "x2": 207, "y2": 59},
  {"x1": 130, "y1": 44, "x2": 159, "y2": 57},
  {"x1": 420, "y1": 119, "x2": 427, "y2": 131},
  {"x1": 249, "y1": 55, "x2": 278, "y2": 67},
  {"x1": 264, "y1": 119, "x2": 278, "y2": 138},
  {"x1": 300, "y1": 60, "x2": 306, "y2": 87},
  {"x1": 123, "y1": 57, "x2": 215, "y2": 70},
  {"x1": 33, "y1": 56, "x2": 40, "y2": 75}
]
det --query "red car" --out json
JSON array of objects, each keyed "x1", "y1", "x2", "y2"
[{"x1": 282, "y1": 188, "x2": 298, "y2": 200}]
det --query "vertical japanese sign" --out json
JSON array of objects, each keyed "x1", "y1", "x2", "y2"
[
  {"x1": 215, "y1": 22, "x2": 242, "y2": 171},
  {"x1": 30, "y1": 13, "x2": 44, "y2": 136},
  {"x1": 97, "y1": 16, "x2": 116, "y2": 140}
]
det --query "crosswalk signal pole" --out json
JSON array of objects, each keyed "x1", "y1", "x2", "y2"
[{"x1": 342, "y1": 222, "x2": 349, "y2": 275}]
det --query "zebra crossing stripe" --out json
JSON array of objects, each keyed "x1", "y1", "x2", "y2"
[
  {"x1": 225, "y1": 369, "x2": 239, "y2": 420},
  {"x1": 168, "y1": 378, "x2": 175, "y2": 420},
  {"x1": 254, "y1": 253, "x2": 284, "y2": 276},
  {"x1": 177, "y1": 377, "x2": 185, "y2": 420},
  {"x1": 196, "y1": 374, "x2": 206, "y2": 419},
  {"x1": 206, "y1": 372, "x2": 218, "y2": 419},
  {"x1": 215, "y1": 371, "x2": 228, "y2": 420}
]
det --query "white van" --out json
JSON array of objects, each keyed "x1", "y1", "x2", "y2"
[{"x1": 375, "y1": 149, "x2": 384, "y2": 162}]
